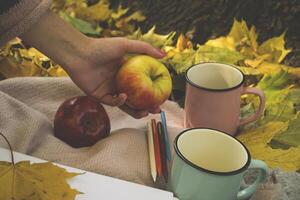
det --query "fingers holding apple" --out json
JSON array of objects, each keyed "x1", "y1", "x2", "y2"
[
  {"x1": 116, "y1": 55, "x2": 172, "y2": 114},
  {"x1": 119, "y1": 104, "x2": 149, "y2": 119}
]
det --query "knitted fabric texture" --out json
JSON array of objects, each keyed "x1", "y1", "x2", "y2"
[
  {"x1": 0, "y1": 77, "x2": 298, "y2": 199},
  {"x1": 0, "y1": 0, "x2": 52, "y2": 46}
]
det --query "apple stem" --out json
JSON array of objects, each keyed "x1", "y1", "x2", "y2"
[{"x1": 0, "y1": 132, "x2": 15, "y2": 165}]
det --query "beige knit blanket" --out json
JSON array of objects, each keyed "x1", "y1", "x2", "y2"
[{"x1": 0, "y1": 77, "x2": 288, "y2": 199}]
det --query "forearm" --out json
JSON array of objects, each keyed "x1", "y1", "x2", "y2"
[{"x1": 20, "y1": 10, "x2": 91, "y2": 72}]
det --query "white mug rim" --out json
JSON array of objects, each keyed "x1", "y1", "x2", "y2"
[
  {"x1": 185, "y1": 62, "x2": 245, "y2": 91},
  {"x1": 174, "y1": 127, "x2": 251, "y2": 176}
]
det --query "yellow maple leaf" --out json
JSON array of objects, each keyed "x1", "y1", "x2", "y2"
[
  {"x1": 242, "y1": 54, "x2": 271, "y2": 69},
  {"x1": 228, "y1": 19, "x2": 248, "y2": 42},
  {"x1": 51, "y1": 0, "x2": 87, "y2": 13},
  {"x1": 0, "y1": 38, "x2": 70, "y2": 78},
  {"x1": 285, "y1": 66, "x2": 300, "y2": 79},
  {"x1": 238, "y1": 121, "x2": 300, "y2": 171},
  {"x1": 203, "y1": 20, "x2": 256, "y2": 52},
  {"x1": 256, "y1": 61, "x2": 284, "y2": 75},
  {"x1": 0, "y1": 161, "x2": 82, "y2": 200},
  {"x1": 228, "y1": 19, "x2": 258, "y2": 52},
  {"x1": 122, "y1": 11, "x2": 145, "y2": 22},
  {"x1": 204, "y1": 36, "x2": 236, "y2": 51},
  {"x1": 250, "y1": 61, "x2": 300, "y2": 79},
  {"x1": 258, "y1": 33, "x2": 292, "y2": 63},
  {"x1": 176, "y1": 34, "x2": 193, "y2": 51},
  {"x1": 0, "y1": 38, "x2": 23, "y2": 57},
  {"x1": 0, "y1": 38, "x2": 50, "y2": 78},
  {"x1": 75, "y1": 0, "x2": 112, "y2": 21},
  {"x1": 47, "y1": 65, "x2": 68, "y2": 77},
  {"x1": 248, "y1": 26, "x2": 258, "y2": 51},
  {"x1": 115, "y1": 11, "x2": 145, "y2": 33},
  {"x1": 164, "y1": 48, "x2": 196, "y2": 74},
  {"x1": 238, "y1": 66, "x2": 261, "y2": 76},
  {"x1": 128, "y1": 26, "x2": 176, "y2": 48},
  {"x1": 111, "y1": 6, "x2": 129, "y2": 19},
  {"x1": 0, "y1": 57, "x2": 44, "y2": 78},
  {"x1": 20, "y1": 48, "x2": 51, "y2": 70}
]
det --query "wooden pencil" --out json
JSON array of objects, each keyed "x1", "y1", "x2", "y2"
[
  {"x1": 157, "y1": 121, "x2": 169, "y2": 182},
  {"x1": 146, "y1": 122, "x2": 157, "y2": 182},
  {"x1": 151, "y1": 119, "x2": 162, "y2": 177}
]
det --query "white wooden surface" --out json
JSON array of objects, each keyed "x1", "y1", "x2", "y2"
[{"x1": 0, "y1": 147, "x2": 174, "y2": 200}]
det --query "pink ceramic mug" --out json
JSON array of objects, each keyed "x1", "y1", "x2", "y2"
[{"x1": 184, "y1": 62, "x2": 265, "y2": 135}]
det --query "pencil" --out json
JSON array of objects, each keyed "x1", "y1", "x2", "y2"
[
  {"x1": 160, "y1": 111, "x2": 171, "y2": 161},
  {"x1": 151, "y1": 119, "x2": 162, "y2": 177},
  {"x1": 157, "y1": 121, "x2": 168, "y2": 182},
  {"x1": 147, "y1": 122, "x2": 157, "y2": 182}
]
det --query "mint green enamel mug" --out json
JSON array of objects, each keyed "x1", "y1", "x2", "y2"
[{"x1": 168, "y1": 128, "x2": 268, "y2": 200}]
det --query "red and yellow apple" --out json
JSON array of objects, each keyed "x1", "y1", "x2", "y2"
[
  {"x1": 116, "y1": 55, "x2": 172, "y2": 110},
  {"x1": 54, "y1": 96, "x2": 110, "y2": 148}
]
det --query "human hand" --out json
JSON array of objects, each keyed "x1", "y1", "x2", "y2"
[
  {"x1": 66, "y1": 37, "x2": 166, "y2": 118},
  {"x1": 21, "y1": 11, "x2": 166, "y2": 118}
]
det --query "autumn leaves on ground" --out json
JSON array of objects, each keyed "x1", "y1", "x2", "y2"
[
  {"x1": 0, "y1": 0, "x2": 299, "y2": 172},
  {"x1": 0, "y1": 161, "x2": 82, "y2": 200}
]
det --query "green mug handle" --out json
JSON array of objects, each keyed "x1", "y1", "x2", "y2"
[{"x1": 237, "y1": 159, "x2": 269, "y2": 200}]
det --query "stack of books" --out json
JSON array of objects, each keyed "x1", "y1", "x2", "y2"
[{"x1": 147, "y1": 111, "x2": 171, "y2": 183}]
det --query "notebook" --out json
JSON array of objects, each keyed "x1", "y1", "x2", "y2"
[{"x1": 0, "y1": 147, "x2": 174, "y2": 200}]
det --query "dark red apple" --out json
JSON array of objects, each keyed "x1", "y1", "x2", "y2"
[{"x1": 54, "y1": 96, "x2": 110, "y2": 148}]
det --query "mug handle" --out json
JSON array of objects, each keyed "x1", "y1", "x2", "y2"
[
  {"x1": 237, "y1": 159, "x2": 269, "y2": 200},
  {"x1": 239, "y1": 87, "x2": 266, "y2": 126}
]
